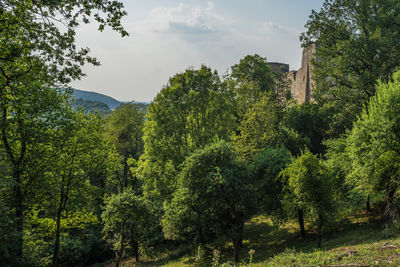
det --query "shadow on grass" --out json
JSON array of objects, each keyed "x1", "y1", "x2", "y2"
[
  {"x1": 113, "y1": 209, "x2": 398, "y2": 266},
  {"x1": 239, "y1": 210, "x2": 396, "y2": 265}
]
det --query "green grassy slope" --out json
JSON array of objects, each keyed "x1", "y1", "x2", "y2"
[{"x1": 106, "y1": 211, "x2": 399, "y2": 267}]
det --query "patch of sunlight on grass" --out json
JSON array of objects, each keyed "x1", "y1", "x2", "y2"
[{"x1": 116, "y1": 211, "x2": 400, "y2": 266}]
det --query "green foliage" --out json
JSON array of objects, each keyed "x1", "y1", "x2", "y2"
[
  {"x1": 24, "y1": 208, "x2": 103, "y2": 267},
  {"x1": 281, "y1": 151, "x2": 335, "y2": 220},
  {"x1": 73, "y1": 98, "x2": 112, "y2": 114},
  {"x1": 162, "y1": 141, "x2": 256, "y2": 261},
  {"x1": 283, "y1": 103, "x2": 327, "y2": 155},
  {"x1": 247, "y1": 147, "x2": 291, "y2": 215},
  {"x1": 324, "y1": 136, "x2": 364, "y2": 211},
  {"x1": 234, "y1": 96, "x2": 307, "y2": 161},
  {"x1": 231, "y1": 54, "x2": 275, "y2": 93},
  {"x1": 280, "y1": 150, "x2": 335, "y2": 247},
  {"x1": 347, "y1": 70, "x2": 400, "y2": 221},
  {"x1": 102, "y1": 188, "x2": 159, "y2": 263},
  {"x1": 138, "y1": 65, "x2": 235, "y2": 201},
  {"x1": 230, "y1": 55, "x2": 275, "y2": 116},
  {"x1": 0, "y1": 205, "x2": 20, "y2": 266},
  {"x1": 229, "y1": 54, "x2": 290, "y2": 120},
  {"x1": 2, "y1": 0, "x2": 400, "y2": 265},
  {"x1": 234, "y1": 95, "x2": 281, "y2": 161},
  {"x1": 0, "y1": 0, "x2": 128, "y2": 263},
  {"x1": 106, "y1": 103, "x2": 145, "y2": 160},
  {"x1": 106, "y1": 103, "x2": 145, "y2": 191},
  {"x1": 301, "y1": 0, "x2": 400, "y2": 136},
  {"x1": 0, "y1": 0, "x2": 127, "y2": 84}
]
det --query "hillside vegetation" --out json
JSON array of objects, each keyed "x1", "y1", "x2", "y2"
[
  {"x1": 1, "y1": 1, "x2": 400, "y2": 267},
  {"x1": 104, "y1": 209, "x2": 396, "y2": 266},
  {"x1": 72, "y1": 89, "x2": 123, "y2": 110}
]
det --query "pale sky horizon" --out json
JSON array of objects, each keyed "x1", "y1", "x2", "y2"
[{"x1": 69, "y1": 0, "x2": 325, "y2": 102}]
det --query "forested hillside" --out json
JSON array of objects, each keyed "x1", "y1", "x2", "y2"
[
  {"x1": 67, "y1": 88, "x2": 149, "y2": 114},
  {"x1": 1, "y1": 1, "x2": 400, "y2": 267},
  {"x1": 72, "y1": 89, "x2": 123, "y2": 110},
  {"x1": 72, "y1": 98, "x2": 112, "y2": 114}
]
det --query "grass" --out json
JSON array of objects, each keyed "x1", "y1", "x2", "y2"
[{"x1": 107, "y1": 209, "x2": 400, "y2": 266}]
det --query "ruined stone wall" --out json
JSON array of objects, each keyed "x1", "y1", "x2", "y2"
[
  {"x1": 268, "y1": 62, "x2": 289, "y2": 73},
  {"x1": 287, "y1": 44, "x2": 317, "y2": 104}
]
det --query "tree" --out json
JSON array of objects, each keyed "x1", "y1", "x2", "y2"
[
  {"x1": 138, "y1": 66, "x2": 235, "y2": 201},
  {"x1": 102, "y1": 189, "x2": 157, "y2": 266},
  {"x1": 347, "y1": 70, "x2": 400, "y2": 222},
  {"x1": 280, "y1": 150, "x2": 335, "y2": 247},
  {"x1": 48, "y1": 111, "x2": 115, "y2": 267},
  {"x1": 247, "y1": 147, "x2": 291, "y2": 217},
  {"x1": 324, "y1": 137, "x2": 360, "y2": 208},
  {"x1": 301, "y1": 0, "x2": 400, "y2": 136},
  {"x1": 0, "y1": 80, "x2": 70, "y2": 263},
  {"x1": 0, "y1": 0, "x2": 128, "y2": 84},
  {"x1": 0, "y1": 0, "x2": 127, "y2": 260},
  {"x1": 105, "y1": 103, "x2": 145, "y2": 191},
  {"x1": 230, "y1": 54, "x2": 274, "y2": 115},
  {"x1": 234, "y1": 95, "x2": 307, "y2": 161},
  {"x1": 229, "y1": 54, "x2": 290, "y2": 119},
  {"x1": 231, "y1": 54, "x2": 275, "y2": 93},
  {"x1": 233, "y1": 95, "x2": 281, "y2": 161},
  {"x1": 283, "y1": 103, "x2": 328, "y2": 155},
  {"x1": 162, "y1": 141, "x2": 255, "y2": 262}
]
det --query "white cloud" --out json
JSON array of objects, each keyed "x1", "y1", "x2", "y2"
[
  {"x1": 132, "y1": 2, "x2": 232, "y2": 38},
  {"x1": 71, "y1": 2, "x2": 305, "y2": 102},
  {"x1": 261, "y1": 21, "x2": 301, "y2": 34}
]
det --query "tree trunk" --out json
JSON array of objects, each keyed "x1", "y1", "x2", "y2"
[
  {"x1": 233, "y1": 238, "x2": 241, "y2": 263},
  {"x1": 13, "y1": 169, "x2": 24, "y2": 259},
  {"x1": 132, "y1": 240, "x2": 139, "y2": 262},
  {"x1": 123, "y1": 156, "x2": 128, "y2": 189},
  {"x1": 197, "y1": 222, "x2": 205, "y2": 245},
  {"x1": 52, "y1": 198, "x2": 63, "y2": 267},
  {"x1": 366, "y1": 195, "x2": 371, "y2": 212},
  {"x1": 317, "y1": 215, "x2": 323, "y2": 248},
  {"x1": 385, "y1": 189, "x2": 399, "y2": 222},
  {"x1": 239, "y1": 221, "x2": 244, "y2": 248},
  {"x1": 232, "y1": 223, "x2": 244, "y2": 263},
  {"x1": 115, "y1": 234, "x2": 125, "y2": 267},
  {"x1": 298, "y1": 209, "x2": 305, "y2": 238}
]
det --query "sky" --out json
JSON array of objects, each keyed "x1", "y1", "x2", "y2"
[{"x1": 70, "y1": 0, "x2": 325, "y2": 102}]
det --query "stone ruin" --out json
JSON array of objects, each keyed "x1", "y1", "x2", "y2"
[{"x1": 268, "y1": 44, "x2": 317, "y2": 104}]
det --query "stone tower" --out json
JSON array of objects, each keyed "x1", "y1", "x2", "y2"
[
  {"x1": 268, "y1": 62, "x2": 289, "y2": 73},
  {"x1": 287, "y1": 44, "x2": 317, "y2": 104}
]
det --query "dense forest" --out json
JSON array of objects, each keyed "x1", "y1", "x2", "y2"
[{"x1": 1, "y1": 0, "x2": 400, "y2": 266}]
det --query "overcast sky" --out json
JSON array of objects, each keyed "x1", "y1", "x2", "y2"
[{"x1": 69, "y1": 0, "x2": 325, "y2": 102}]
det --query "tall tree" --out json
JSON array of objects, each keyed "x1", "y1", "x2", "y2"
[
  {"x1": 347, "y1": 70, "x2": 400, "y2": 222},
  {"x1": 138, "y1": 66, "x2": 235, "y2": 201},
  {"x1": 48, "y1": 111, "x2": 114, "y2": 267},
  {"x1": 0, "y1": 78, "x2": 69, "y2": 262},
  {"x1": 0, "y1": 0, "x2": 127, "y2": 261},
  {"x1": 162, "y1": 141, "x2": 255, "y2": 263},
  {"x1": 106, "y1": 103, "x2": 145, "y2": 191},
  {"x1": 247, "y1": 147, "x2": 291, "y2": 217},
  {"x1": 102, "y1": 189, "x2": 157, "y2": 266},
  {"x1": 280, "y1": 150, "x2": 335, "y2": 246},
  {"x1": 283, "y1": 103, "x2": 328, "y2": 155},
  {"x1": 234, "y1": 95, "x2": 307, "y2": 161},
  {"x1": 229, "y1": 54, "x2": 289, "y2": 118},
  {"x1": 301, "y1": 0, "x2": 400, "y2": 136}
]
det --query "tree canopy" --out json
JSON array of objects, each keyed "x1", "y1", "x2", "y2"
[
  {"x1": 138, "y1": 65, "x2": 235, "y2": 201},
  {"x1": 347, "y1": 70, "x2": 400, "y2": 221},
  {"x1": 301, "y1": 0, "x2": 400, "y2": 136}
]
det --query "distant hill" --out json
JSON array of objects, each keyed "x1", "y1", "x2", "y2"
[
  {"x1": 71, "y1": 88, "x2": 123, "y2": 110},
  {"x1": 72, "y1": 98, "x2": 112, "y2": 115},
  {"x1": 68, "y1": 88, "x2": 149, "y2": 114}
]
